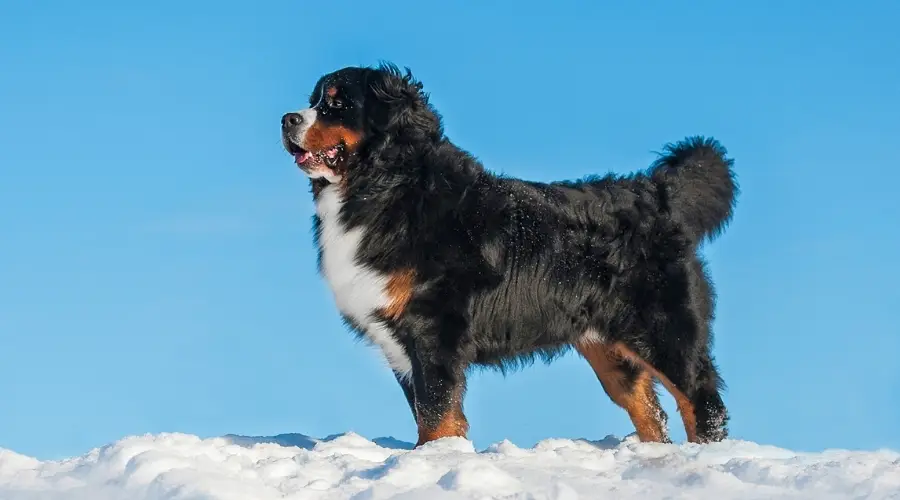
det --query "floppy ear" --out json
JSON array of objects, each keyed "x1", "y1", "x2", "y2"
[{"x1": 365, "y1": 63, "x2": 443, "y2": 141}]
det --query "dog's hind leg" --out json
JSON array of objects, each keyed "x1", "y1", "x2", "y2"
[
  {"x1": 687, "y1": 351, "x2": 729, "y2": 442},
  {"x1": 614, "y1": 312, "x2": 729, "y2": 444},
  {"x1": 645, "y1": 352, "x2": 728, "y2": 443},
  {"x1": 575, "y1": 338, "x2": 670, "y2": 443}
]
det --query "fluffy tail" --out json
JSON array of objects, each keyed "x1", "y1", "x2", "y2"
[{"x1": 649, "y1": 136, "x2": 738, "y2": 243}]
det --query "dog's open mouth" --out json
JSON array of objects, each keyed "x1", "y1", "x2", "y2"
[{"x1": 287, "y1": 142, "x2": 343, "y2": 181}]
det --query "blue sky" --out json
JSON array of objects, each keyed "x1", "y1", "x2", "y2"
[{"x1": 2, "y1": 0, "x2": 898, "y2": 460}]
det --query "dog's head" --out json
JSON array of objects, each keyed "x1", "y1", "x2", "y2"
[{"x1": 281, "y1": 63, "x2": 442, "y2": 184}]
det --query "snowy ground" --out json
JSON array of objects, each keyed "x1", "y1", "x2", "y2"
[{"x1": 1, "y1": 432, "x2": 898, "y2": 500}]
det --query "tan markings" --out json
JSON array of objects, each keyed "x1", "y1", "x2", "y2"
[
  {"x1": 326, "y1": 86, "x2": 338, "y2": 97},
  {"x1": 416, "y1": 410, "x2": 468, "y2": 446},
  {"x1": 576, "y1": 341, "x2": 668, "y2": 442},
  {"x1": 304, "y1": 122, "x2": 362, "y2": 152},
  {"x1": 611, "y1": 343, "x2": 700, "y2": 443},
  {"x1": 675, "y1": 394, "x2": 698, "y2": 443},
  {"x1": 415, "y1": 387, "x2": 469, "y2": 447},
  {"x1": 383, "y1": 269, "x2": 415, "y2": 321}
]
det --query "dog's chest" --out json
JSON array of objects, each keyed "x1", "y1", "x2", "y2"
[
  {"x1": 315, "y1": 187, "x2": 388, "y2": 321},
  {"x1": 314, "y1": 186, "x2": 412, "y2": 377}
]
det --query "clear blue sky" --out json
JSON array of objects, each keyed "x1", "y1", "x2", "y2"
[{"x1": 2, "y1": 0, "x2": 898, "y2": 460}]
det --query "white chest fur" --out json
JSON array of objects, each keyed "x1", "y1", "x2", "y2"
[{"x1": 315, "y1": 185, "x2": 413, "y2": 379}]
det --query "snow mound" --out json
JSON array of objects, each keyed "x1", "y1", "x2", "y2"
[{"x1": 1, "y1": 432, "x2": 898, "y2": 499}]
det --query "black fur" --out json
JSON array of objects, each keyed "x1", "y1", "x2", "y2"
[{"x1": 284, "y1": 63, "x2": 738, "y2": 444}]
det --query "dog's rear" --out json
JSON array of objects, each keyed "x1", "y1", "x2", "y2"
[{"x1": 574, "y1": 136, "x2": 737, "y2": 444}]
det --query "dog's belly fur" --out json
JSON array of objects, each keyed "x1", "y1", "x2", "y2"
[
  {"x1": 315, "y1": 185, "x2": 413, "y2": 378},
  {"x1": 467, "y1": 260, "x2": 610, "y2": 366}
]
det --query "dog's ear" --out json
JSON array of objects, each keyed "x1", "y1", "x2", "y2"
[{"x1": 365, "y1": 63, "x2": 442, "y2": 141}]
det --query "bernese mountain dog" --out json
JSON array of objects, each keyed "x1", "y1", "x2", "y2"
[{"x1": 280, "y1": 63, "x2": 738, "y2": 447}]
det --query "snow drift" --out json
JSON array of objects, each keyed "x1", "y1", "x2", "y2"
[{"x1": 1, "y1": 432, "x2": 898, "y2": 499}]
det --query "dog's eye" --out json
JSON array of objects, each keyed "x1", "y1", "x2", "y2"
[{"x1": 329, "y1": 98, "x2": 345, "y2": 109}]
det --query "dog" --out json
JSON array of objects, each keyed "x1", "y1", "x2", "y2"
[{"x1": 281, "y1": 63, "x2": 738, "y2": 447}]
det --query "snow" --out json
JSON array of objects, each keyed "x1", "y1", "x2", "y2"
[{"x1": 1, "y1": 432, "x2": 898, "y2": 500}]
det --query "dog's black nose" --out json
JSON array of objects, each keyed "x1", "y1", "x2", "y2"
[{"x1": 282, "y1": 112, "x2": 302, "y2": 128}]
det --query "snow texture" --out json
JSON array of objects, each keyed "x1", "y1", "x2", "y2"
[{"x1": 1, "y1": 432, "x2": 898, "y2": 499}]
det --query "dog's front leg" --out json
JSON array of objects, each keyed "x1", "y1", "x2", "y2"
[
  {"x1": 393, "y1": 369, "x2": 418, "y2": 425},
  {"x1": 408, "y1": 338, "x2": 469, "y2": 447}
]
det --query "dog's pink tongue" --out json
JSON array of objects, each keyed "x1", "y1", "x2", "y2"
[{"x1": 295, "y1": 151, "x2": 312, "y2": 164}]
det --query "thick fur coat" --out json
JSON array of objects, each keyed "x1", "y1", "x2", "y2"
[{"x1": 281, "y1": 64, "x2": 738, "y2": 446}]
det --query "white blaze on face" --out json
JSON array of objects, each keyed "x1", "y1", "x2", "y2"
[{"x1": 290, "y1": 108, "x2": 318, "y2": 147}]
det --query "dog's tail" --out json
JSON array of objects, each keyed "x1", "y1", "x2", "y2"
[{"x1": 649, "y1": 136, "x2": 738, "y2": 243}]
